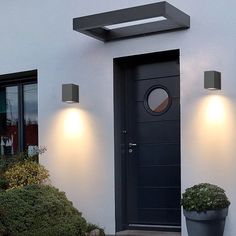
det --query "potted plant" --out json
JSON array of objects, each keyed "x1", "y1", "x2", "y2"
[{"x1": 181, "y1": 183, "x2": 230, "y2": 236}]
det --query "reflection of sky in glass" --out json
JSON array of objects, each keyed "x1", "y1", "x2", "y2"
[
  {"x1": 24, "y1": 84, "x2": 38, "y2": 124},
  {"x1": 0, "y1": 83, "x2": 38, "y2": 154},
  {"x1": 6, "y1": 86, "x2": 18, "y2": 124}
]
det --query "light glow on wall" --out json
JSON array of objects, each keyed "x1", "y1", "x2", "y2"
[
  {"x1": 186, "y1": 94, "x2": 236, "y2": 162},
  {"x1": 43, "y1": 106, "x2": 110, "y2": 227},
  {"x1": 62, "y1": 108, "x2": 83, "y2": 138},
  {"x1": 48, "y1": 107, "x2": 95, "y2": 157},
  {"x1": 183, "y1": 94, "x2": 236, "y2": 189},
  {"x1": 205, "y1": 95, "x2": 226, "y2": 125},
  {"x1": 44, "y1": 106, "x2": 101, "y2": 198}
]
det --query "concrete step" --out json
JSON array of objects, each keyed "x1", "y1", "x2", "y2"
[{"x1": 116, "y1": 230, "x2": 181, "y2": 236}]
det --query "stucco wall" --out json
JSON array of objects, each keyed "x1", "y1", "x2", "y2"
[{"x1": 1, "y1": 0, "x2": 236, "y2": 235}]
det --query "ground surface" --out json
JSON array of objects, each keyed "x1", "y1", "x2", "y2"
[{"x1": 116, "y1": 230, "x2": 181, "y2": 236}]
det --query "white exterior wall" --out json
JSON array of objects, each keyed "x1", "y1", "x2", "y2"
[{"x1": 1, "y1": 0, "x2": 236, "y2": 235}]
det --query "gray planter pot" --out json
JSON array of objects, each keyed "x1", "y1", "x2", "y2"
[{"x1": 184, "y1": 208, "x2": 228, "y2": 236}]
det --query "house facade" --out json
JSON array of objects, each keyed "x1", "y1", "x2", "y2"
[{"x1": 1, "y1": 0, "x2": 236, "y2": 235}]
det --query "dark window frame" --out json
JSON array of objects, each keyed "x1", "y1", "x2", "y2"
[{"x1": 0, "y1": 70, "x2": 37, "y2": 153}]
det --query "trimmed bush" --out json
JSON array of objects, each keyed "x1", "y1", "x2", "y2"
[
  {"x1": 0, "y1": 178, "x2": 8, "y2": 190},
  {"x1": 0, "y1": 155, "x2": 14, "y2": 190},
  {"x1": 181, "y1": 183, "x2": 230, "y2": 212},
  {"x1": 0, "y1": 207, "x2": 6, "y2": 235},
  {"x1": 4, "y1": 161, "x2": 49, "y2": 189},
  {"x1": 0, "y1": 148, "x2": 46, "y2": 190},
  {"x1": 0, "y1": 185, "x2": 87, "y2": 236}
]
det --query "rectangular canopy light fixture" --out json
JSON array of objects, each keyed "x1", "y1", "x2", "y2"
[
  {"x1": 105, "y1": 16, "x2": 167, "y2": 30},
  {"x1": 73, "y1": 1, "x2": 190, "y2": 42}
]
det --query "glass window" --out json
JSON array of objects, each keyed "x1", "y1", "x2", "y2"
[
  {"x1": 0, "y1": 77, "x2": 38, "y2": 156},
  {"x1": 24, "y1": 84, "x2": 38, "y2": 151},
  {"x1": 0, "y1": 86, "x2": 18, "y2": 155},
  {"x1": 147, "y1": 87, "x2": 170, "y2": 114}
]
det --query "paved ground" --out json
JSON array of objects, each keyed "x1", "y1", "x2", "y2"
[{"x1": 116, "y1": 230, "x2": 181, "y2": 236}]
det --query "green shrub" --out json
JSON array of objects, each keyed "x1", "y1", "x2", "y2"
[
  {"x1": 0, "y1": 185, "x2": 87, "y2": 236},
  {"x1": 0, "y1": 207, "x2": 6, "y2": 235},
  {"x1": 181, "y1": 183, "x2": 230, "y2": 212},
  {"x1": 0, "y1": 155, "x2": 16, "y2": 189},
  {"x1": 0, "y1": 155, "x2": 18, "y2": 190},
  {"x1": 0, "y1": 155, "x2": 17, "y2": 173},
  {"x1": 0, "y1": 147, "x2": 45, "y2": 171},
  {"x1": 0, "y1": 148, "x2": 47, "y2": 190},
  {"x1": 0, "y1": 178, "x2": 8, "y2": 190},
  {"x1": 4, "y1": 161, "x2": 49, "y2": 189}
]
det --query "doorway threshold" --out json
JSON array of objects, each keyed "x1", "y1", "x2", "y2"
[{"x1": 116, "y1": 230, "x2": 181, "y2": 236}]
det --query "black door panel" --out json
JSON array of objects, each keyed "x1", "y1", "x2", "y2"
[
  {"x1": 138, "y1": 188, "x2": 181, "y2": 208},
  {"x1": 114, "y1": 50, "x2": 180, "y2": 230},
  {"x1": 137, "y1": 121, "x2": 180, "y2": 143},
  {"x1": 137, "y1": 209, "x2": 181, "y2": 225},
  {"x1": 138, "y1": 166, "x2": 180, "y2": 187},
  {"x1": 138, "y1": 144, "x2": 180, "y2": 166},
  {"x1": 135, "y1": 61, "x2": 179, "y2": 80}
]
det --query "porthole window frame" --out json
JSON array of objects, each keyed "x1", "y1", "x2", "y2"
[{"x1": 144, "y1": 85, "x2": 172, "y2": 116}]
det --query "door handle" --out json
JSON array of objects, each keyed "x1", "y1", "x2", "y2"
[{"x1": 129, "y1": 143, "x2": 138, "y2": 147}]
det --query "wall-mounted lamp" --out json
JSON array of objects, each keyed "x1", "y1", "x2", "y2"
[
  {"x1": 204, "y1": 71, "x2": 221, "y2": 90},
  {"x1": 62, "y1": 84, "x2": 79, "y2": 103}
]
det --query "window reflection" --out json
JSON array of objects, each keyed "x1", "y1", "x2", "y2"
[
  {"x1": 0, "y1": 86, "x2": 18, "y2": 155},
  {"x1": 24, "y1": 84, "x2": 38, "y2": 151},
  {"x1": 0, "y1": 83, "x2": 38, "y2": 156},
  {"x1": 147, "y1": 88, "x2": 169, "y2": 113}
]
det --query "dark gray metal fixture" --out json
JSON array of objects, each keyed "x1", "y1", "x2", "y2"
[
  {"x1": 204, "y1": 71, "x2": 221, "y2": 90},
  {"x1": 73, "y1": 1, "x2": 190, "y2": 42},
  {"x1": 62, "y1": 84, "x2": 79, "y2": 103}
]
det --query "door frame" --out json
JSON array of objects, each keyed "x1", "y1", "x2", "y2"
[{"x1": 114, "y1": 50, "x2": 180, "y2": 232}]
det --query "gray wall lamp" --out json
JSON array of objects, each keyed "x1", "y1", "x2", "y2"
[
  {"x1": 73, "y1": 1, "x2": 190, "y2": 42},
  {"x1": 204, "y1": 71, "x2": 221, "y2": 90},
  {"x1": 62, "y1": 84, "x2": 79, "y2": 103}
]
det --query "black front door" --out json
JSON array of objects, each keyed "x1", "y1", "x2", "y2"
[{"x1": 114, "y1": 50, "x2": 181, "y2": 231}]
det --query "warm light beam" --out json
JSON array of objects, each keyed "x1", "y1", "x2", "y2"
[
  {"x1": 62, "y1": 108, "x2": 83, "y2": 138},
  {"x1": 186, "y1": 95, "x2": 236, "y2": 161},
  {"x1": 205, "y1": 95, "x2": 225, "y2": 125}
]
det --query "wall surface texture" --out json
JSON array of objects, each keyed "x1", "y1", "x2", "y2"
[{"x1": 1, "y1": 0, "x2": 236, "y2": 235}]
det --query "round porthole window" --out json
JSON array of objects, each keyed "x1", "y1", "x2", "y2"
[{"x1": 145, "y1": 87, "x2": 171, "y2": 115}]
